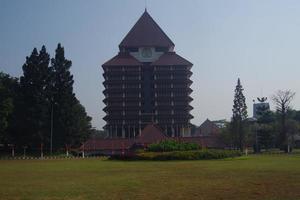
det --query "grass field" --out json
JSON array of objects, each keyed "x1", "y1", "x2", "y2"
[{"x1": 0, "y1": 155, "x2": 300, "y2": 200}]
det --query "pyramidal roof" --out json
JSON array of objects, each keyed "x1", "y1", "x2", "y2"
[{"x1": 119, "y1": 10, "x2": 175, "y2": 49}]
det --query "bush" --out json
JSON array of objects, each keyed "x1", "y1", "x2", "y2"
[
  {"x1": 110, "y1": 149, "x2": 242, "y2": 161},
  {"x1": 147, "y1": 140, "x2": 200, "y2": 152}
]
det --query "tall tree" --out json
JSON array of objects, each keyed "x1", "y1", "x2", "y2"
[
  {"x1": 50, "y1": 43, "x2": 75, "y2": 149},
  {"x1": 272, "y1": 90, "x2": 295, "y2": 152},
  {"x1": 18, "y1": 46, "x2": 51, "y2": 147},
  {"x1": 50, "y1": 43, "x2": 91, "y2": 149},
  {"x1": 231, "y1": 78, "x2": 248, "y2": 151}
]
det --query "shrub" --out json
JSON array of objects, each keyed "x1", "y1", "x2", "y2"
[
  {"x1": 136, "y1": 150, "x2": 242, "y2": 160},
  {"x1": 147, "y1": 140, "x2": 200, "y2": 152},
  {"x1": 110, "y1": 149, "x2": 242, "y2": 161}
]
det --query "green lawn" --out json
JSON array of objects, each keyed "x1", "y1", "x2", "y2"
[{"x1": 0, "y1": 155, "x2": 300, "y2": 200}]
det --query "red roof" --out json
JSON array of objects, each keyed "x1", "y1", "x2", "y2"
[
  {"x1": 119, "y1": 10, "x2": 174, "y2": 48},
  {"x1": 136, "y1": 124, "x2": 168, "y2": 144},
  {"x1": 194, "y1": 119, "x2": 220, "y2": 137},
  {"x1": 81, "y1": 138, "x2": 135, "y2": 151},
  {"x1": 81, "y1": 124, "x2": 168, "y2": 151},
  {"x1": 102, "y1": 52, "x2": 141, "y2": 66},
  {"x1": 151, "y1": 52, "x2": 193, "y2": 66}
]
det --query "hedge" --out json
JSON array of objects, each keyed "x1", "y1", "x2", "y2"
[
  {"x1": 147, "y1": 140, "x2": 200, "y2": 152},
  {"x1": 110, "y1": 149, "x2": 242, "y2": 161}
]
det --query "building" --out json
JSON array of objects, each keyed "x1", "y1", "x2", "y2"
[
  {"x1": 189, "y1": 119, "x2": 224, "y2": 148},
  {"x1": 193, "y1": 119, "x2": 220, "y2": 137},
  {"x1": 253, "y1": 97, "x2": 270, "y2": 119},
  {"x1": 81, "y1": 124, "x2": 168, "y2": 156},
  {"x1": 81, "y1": 123, "x2": 224, "y2": 156},
  {"x1": 102, "y1": 10, "x2": 193, "y2": 138}
]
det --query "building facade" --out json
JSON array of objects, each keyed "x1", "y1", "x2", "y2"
[{"x1": 102, "y1": 10, "x2": 193, "y2": 138}]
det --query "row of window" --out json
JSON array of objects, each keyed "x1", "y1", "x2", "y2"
[{"x1": 103, "y1": 66, "x2": 191, "y2": 72}]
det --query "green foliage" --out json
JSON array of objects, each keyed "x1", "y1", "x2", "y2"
[
  {"x1": 231, "y1": 78, "x2": 248, "y2": 151},
  {"x1": 1, "y1": 44, "x2": 92, "y2": 150},
  {"x1": 18, "y1": 46, "x2": 51, "y2": 146},
  {"x1": 272, "y1": 90, "x2": 296, "y2": 152},
  {"x1": 48, "y1": 44, "x2": 92, "y2": 148},
  {"x1": 0, "y1": 72, "x2": 17, "y2": 144},
  {"x1": 147, "y1": 140, "x2": 200, "y2": 152},
  {"x1": 112, "y1": 149, "x2": 242, "y2": 161},
  {"x1": 232, "y1": 78, "x2": 248, "y2": 121},
  {"x1": 255, "y1": 109, "x2": 277, "y2": 152}
]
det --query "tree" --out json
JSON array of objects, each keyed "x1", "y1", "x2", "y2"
[
  {"x1": 50, "y1": 43, "x2": 92, "y2": 150},
  {"x1": 231, "y1": 78, "x2": 248, "y2": 151},
  {"x1": 49, "y1": 43, "x2": 76, "y2": 149},
  {"x1": 66, "y1": 102, "x2": 92, "y2": 146},
  {"x1": 18, "y1": 46, "x2": 51, "y2": 148},
  {"x1": 272, "y1": 90, "x2": 295, "y2": 152},
  {"x1": 0, "y1": 72, "x2": 18, "y2": 144},
  {"x1": 256, "y1": 110, "x2": 277, "y2": 151},
  {"x1": 1, "y1": 44, "x2": 92, "y2": 154}
]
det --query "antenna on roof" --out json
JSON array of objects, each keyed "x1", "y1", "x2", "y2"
[{"x1": 145, "y1": 0, "x2": 147, "y2": 12}]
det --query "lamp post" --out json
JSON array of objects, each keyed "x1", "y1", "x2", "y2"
[
  {"x1": 23, "y1": 146, "x2": 27, "y2": 159},
  {"x1": 8, "y1": 144, "x2": 14, "y2": 157},
  {"x1": 40, "y1": 143, "x2": 44, "y2": 159},
  {"x1": 50, "y1": 103, "x2": 53, "y2": 155}
]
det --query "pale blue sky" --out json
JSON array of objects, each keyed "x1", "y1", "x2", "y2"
[{"x1": 1, "y1": 0, "x2": 300, "y2": 129}]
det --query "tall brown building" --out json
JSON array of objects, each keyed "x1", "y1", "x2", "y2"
[{"x1": 102, "y1": 10, "x2": 193, "y2": 138}]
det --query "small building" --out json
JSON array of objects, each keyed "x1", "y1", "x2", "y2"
[
  {"x1": 191, "y1": 119, "x2": 225, "y2": 148},
  {"x1": 193, "y1": 119, "x2": 220, "y2": 137},
  {"x1": 81, "y1": 124, "x2": 168, "y2": 156},
  {"x1": 81, "y1": 122, "x2": 225, "y2": 156}
]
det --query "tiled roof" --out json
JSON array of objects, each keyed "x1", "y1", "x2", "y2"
[
  {"x1": 102, "y1": 52, "x2": 141, "y2": 66},
  {"x1": 194, "y1": 119, "x2": 220, "y2": 137},
  {"x1": 151, "y1": 52, "x2": 193, "y2": 66},
  {"x1": 81, "y1": 125, "x2": 224, "y2": 151},
  {"x1": 136, "y1": 124, "x2": 168, "y2": 144},
  {"x1": 119, "y1": 10, "x2": 174, "y2": 48},
  {"x1": 81, "y1": 124, "x2": 167, "y2": 151}
]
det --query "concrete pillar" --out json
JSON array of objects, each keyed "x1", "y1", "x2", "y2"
[
  {"x1": 128, "y1": 125, "x2": 130, "y2": 138},
  {"x1": 110, "y1": 125, "x2": 113, "y2": 138},
  {"x1": 171, "y1": 126, "x2": 175, "y2": 137},
  {"x1": 165, "y1": 125, "x2": 168, "y2": 136},
  {"x1": 139, "y1": 125, "x2": 142, "y2": 136},
  {"x1": 122, "y1": 126, "x2": 125, "y2": 138},
  {"x1": 133, "y1": 126, "x2": 136, "y2": 138}
]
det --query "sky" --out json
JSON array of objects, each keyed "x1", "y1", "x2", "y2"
[{"x1": 1, "y1": 0, "x2": 300, "y2": 129}]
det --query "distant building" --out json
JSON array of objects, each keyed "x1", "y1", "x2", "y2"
[
  {"x1": 294, "y1": 135, "x2": 300, "y2": 148},
  {"x1": 102, "y1": 10, "x2": 193, "y2": 138},
  {"x1": 212, "y1": 119, "x2": 227, "y2": 129},
  {"x1": 190, "y1": 119, "x2": 225, "y2": 148},
  {"x1": 194, "y1": 119, "x2": 220, "y2": 137},
  {"x1": 81, "y1": 123, "x2": 225, "y2": 155},
  {"x1": 81, "y1": 124, "x2": 167, "y2": 155},
  {"x1": 253, "y1": 97, "x2": 270, "y2": 118}
]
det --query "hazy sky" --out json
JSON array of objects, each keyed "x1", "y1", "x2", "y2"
[{"x1": 1, "y1": 0, "x2": 300, "y2": 129}]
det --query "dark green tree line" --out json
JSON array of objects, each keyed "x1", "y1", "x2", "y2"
[
  {"x1": 0, "y1": 44, "x2": 92, "y2": 152},
  {"x1": 0, "y1": 72, "x2": 18, "y2": 144}
]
